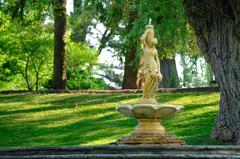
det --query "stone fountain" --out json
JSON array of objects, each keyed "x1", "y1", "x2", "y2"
[{"x1": 115, "y1": 22, "x2": 184, "y2": 145}]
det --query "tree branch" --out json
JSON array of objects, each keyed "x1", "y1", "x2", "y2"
[{"x1": 97, "y1": 29, "x2": 113, "y2": 55}]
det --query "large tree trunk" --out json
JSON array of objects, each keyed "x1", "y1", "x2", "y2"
[
  {"x1": 159, "y1": 56, "x2": 179, "y2": 88},
  {"x1": 184, "y1": 0, "x2": 240, "y2": 143},
  {"x1": 122, "y1": 44, "x2": 138, "y2": 89},
  {"x1": 122, "y1": 9, "x2": 138, "y2": 89},
  {"x1": 53, "y1": 0, "x2": 67, "y2": 89}
]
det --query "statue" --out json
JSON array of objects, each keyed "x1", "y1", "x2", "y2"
[
  {"x1": 115, "y1": 22, "x2": 184, "y2": 145},
  {"x1": 137, "y1": 25, "x2": 162, "y2": 104}
]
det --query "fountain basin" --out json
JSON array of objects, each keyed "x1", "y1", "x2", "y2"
[
  {"x1": 116, "y1": 104, "x2": 183, "y2": 120},
  {"x1": 115, "y1": 104, "x2": 184, "y2": 145}
]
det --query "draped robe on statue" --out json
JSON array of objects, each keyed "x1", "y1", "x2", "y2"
[{"x1": 137, "y1": 25, "x2": 162, "y2": 104}]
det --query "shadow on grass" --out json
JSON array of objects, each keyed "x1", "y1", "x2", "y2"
[
  {"x1": 0, "y1": 92, "x2": 222, "y2": 147},
  {"x1": 0, "y1": 94, "x2": 140, "y2": 116},
  {"x1": 183, "y1": 101, "x2": 219, "y2": 111},
  {"x1": 0, "y1": 94, "x2": 35, "y2": 104},
  {"x1": 0, "y1": 110, "x2": 137, "y2": 147},
  {"x1": 156, "y1": 92, "x2": 215, "y2": 103},
  {"x1": 163, "y1": 101, "x2": 222, "y2": 145},
  {"x1": 0, "y1": 93, "x2": 140, "y2": 147}
]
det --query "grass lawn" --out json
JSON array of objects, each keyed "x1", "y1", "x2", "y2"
[{"x1": 0, "y1": 92, "x2": 223, "y2": 147}]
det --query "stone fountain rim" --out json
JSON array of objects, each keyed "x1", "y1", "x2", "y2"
[
  {"x1": 116, "y1": 103, "x2": 184, "y2": 111},
  {"x1": 116, "y1": 103, "x2": 184, "y2": 119}
]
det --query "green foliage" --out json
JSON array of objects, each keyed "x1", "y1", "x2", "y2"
[
  {"x1": 0, "y1": 58, "x2": 18, "y2": 82},
  {"x1": 69, "y1": 0, "x2": 96, "y2": 43},
  {"x1": 205, "y1": 63, "x2": 214, "y2": 85},
  {"x1": 0, "y1": 92, "x2": 222, "y2": 147},
  {"x1": 89, "y1": 0, "x2": 201, "y2": 81},
  {"x1": 0, "y1": 5, "x2": 109, "y2": 91},
  {"x1": 138, "y1": 0, "x2": 187, "y2": 58},
  {"x1": 66, "y1": 42, "x2": 108, "y2": 90},
  {"x1": 183, "y1": 24, "x2": 201, "y2": 55},
  {"x1": 180, "y1": 54, "x2": 210, "y2": 87},
  {"x1": 0, "y1": 0, "x2": 207, "y2": 89},
  {"x1": 0, "y1": 12, "x2": 53, "y2": 91},
  {"x1": 98, "y1": 63, "x2": 123, "y2": 88},
  {"x1": 177, "y1": 24, "x2": 204, "y2": 88},
  {"x1": 101, "y1": 0, "x2": 190, "y2": 58},
  {"x1": 2, "y1": 0, "x2": 51, "y2": 24}
]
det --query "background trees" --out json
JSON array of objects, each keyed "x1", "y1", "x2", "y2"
[
  {"x1": 86, "y1": 0, "x2": 192, "y2": 89},
  {"x1": 0, "y1": 0, "x2": 107, "y2": 90},
  {"x1": 66, "y1": 41, "x2": 108, "y2": 89},
  {"x1": 0, "y1": 10, "x2": 53, "y2": 91},
  {"x1": 0, "y1": 0, "x2": 213, "y2": 91}
]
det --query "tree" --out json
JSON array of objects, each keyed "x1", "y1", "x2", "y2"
[
  {"x1": 97, "y1": 63, "x2": 123, "y2": 88},
  {"x1": 0, "y1": 10, "x2": 53, "y2": 91},
  {"x1": 52, "y1": 0, "x2": 67, "y2": 89},
  {"x1": 184, "y1": 0, "x2": 240, "y2": 143},
  {"x1": 70, "y1": 0, "x2": 190, "y2": 89},
  {"x1": 106, "y1": 0, "x2": 187, "y2": 89},
  {"x1": 70, "y1": 0, "x2": 93, "y2": 43},
  {"x1": 180, "y1": 54, "x2": 208, "y2": 87},
  {"x1": 66, "y1": 41, "x2": 108, "y2": 90},
  {"x1": 70, "y1": 0, "x2": 114, "y2": 54},
  {"x1": 159, "y1": 56, "x2": 179, "y2": 88},
  {"x1": 1, "y1": 0, "x2": 67, "y2": 91},
  {"x1": 122, "y1": 7, "x2": 139, "y2": 89}
]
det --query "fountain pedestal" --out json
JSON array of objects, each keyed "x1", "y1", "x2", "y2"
[
  {"x1": 115, "y1": 104, "x2": 184, "y2": 145},
  {"x1": 135, "y1": 119, "x2": 165, "y2": 134}
]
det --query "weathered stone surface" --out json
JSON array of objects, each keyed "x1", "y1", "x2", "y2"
[
  {"x1": 1, "y1": 145, "x2": 240, "y2": 159},
  {"x1": 116, "y1": 104, "x2": 183, "y2": 145},
  {"x1": 116, "y1": 104, "x2": 183, "y2": 119},
  {"x1": 115, "y1": 133, "x2": 184, "y2": 145}
]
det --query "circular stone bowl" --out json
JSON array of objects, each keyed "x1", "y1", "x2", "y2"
[{"x1": 116, "y1": 104, "x2": 183, "y2": 119}]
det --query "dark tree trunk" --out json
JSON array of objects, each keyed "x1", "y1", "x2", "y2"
[
  {"x1": 184, "y1": 0, "x2": 240, "y2": 143},
  {"x1": 53, "y1": 0, "x2": 67, "y2": 89},
  {"x1": 25, "y1": 56, "x2": 32, "y2": 91},
  {"x1": 122, "y1": 45, "x2": 138, "y2": 89},
  {"x1": 122, "y1": 9, "x2": 138, "y2": 89},
  {"x1": 159, "y1": 56, "x2": 179, "y2": 88},
  {"x1": 35, "y1": 71, "x2": 39, "y2": 92}
]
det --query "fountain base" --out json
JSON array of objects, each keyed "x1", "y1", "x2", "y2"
[
  {"x1": 134, "y1": 119, "x2": 165, "y2": 134},
  {"x1": 115, "y1": 104, "x2": 184, "y2": 145},
  {"x1": 115, "y1": 133, "x2": 184, "y2": 145}
]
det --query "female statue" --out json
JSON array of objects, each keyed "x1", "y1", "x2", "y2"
[{"x1": 137, "y1": 25, "x2": 162, "y2": 104}]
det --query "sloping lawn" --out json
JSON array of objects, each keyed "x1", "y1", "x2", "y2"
[{"x1": 0, "y1": 92, "x2": 222, "y2": 147}]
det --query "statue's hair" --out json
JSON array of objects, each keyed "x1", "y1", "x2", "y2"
[{"x1": 140, "y1": 25, "x2": 154, "y2": 49}]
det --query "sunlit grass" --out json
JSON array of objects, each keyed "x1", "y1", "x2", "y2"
[{"x1": 0, "y1": 92, "x2": 222, "y2": 147}]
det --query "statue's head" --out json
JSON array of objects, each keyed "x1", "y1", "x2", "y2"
[{"x1": 141, "y1": 25, "x2": 158, "y2": 49}]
